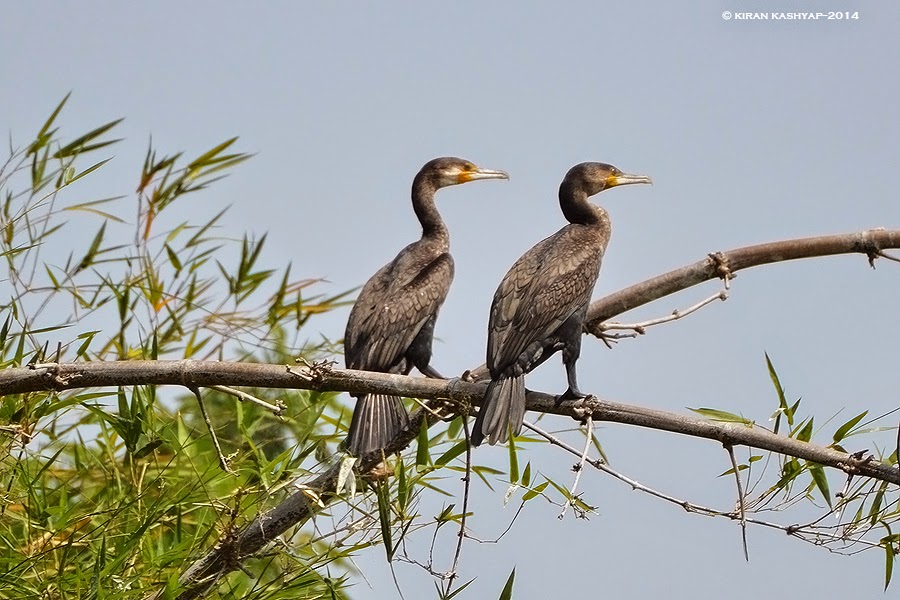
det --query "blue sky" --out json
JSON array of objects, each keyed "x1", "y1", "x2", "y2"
[{"x1": 3, "y1": 2, "x2": 899, "y2": 598}]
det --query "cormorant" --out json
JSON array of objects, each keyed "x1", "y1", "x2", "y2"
[
  {"x1": 472, "y1": 162, "x2": 651, "y2": 446},
  {"x1": 345, "y1": 157, "x2": 509, "y2": 456}
]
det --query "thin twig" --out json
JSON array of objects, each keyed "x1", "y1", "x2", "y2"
[
  {"x1": 464, "y1": 502, "x2": 527, "y2": 545},
  {"x1": 188, "y1": 385, "x2": 234, "y2": 474},
  {"x1": 208, "y1": 384, "x2": 285, "y2": 415},
  {"x1": 444, "y1": 417, "x2": 474, "y2": 596},
  {"x1": 524, "y1": 421, "x2": 882, "y2": 551},
  {"x1": 876, "y1": 250, "x2": 900, "y2": 264},
  {"x1": 726, "y1": 443, "x2": 749, "y2": 561},
  {"x1": 389, "y1": 560, "x2": 407, "y2": 600},
  {"x1": 522, "y1": 421, "x2": 605, "y2": 469},
  {"x1": 600, "y1": 290, "x2": 727, "y2": 334},
  {"x1": 597, "y1": 331, "x2": 638, "y2": 349},
  {"x1": 559, "y1": 416, "x2": 594, "y2": 519}
]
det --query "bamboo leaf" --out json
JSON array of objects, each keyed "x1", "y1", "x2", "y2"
[
  {"x1": 375, "y1": 480, "x2": 393, "y2": 559},
  {"x1": 498, "y1": 568, "x2": 515, "y2": 600},
  {"x1": 886, "y1": 541, "x2": 894, "y2": 591},
  {"x1": 65, "y1": 158, "x2": 114, "y2": 186},
  {"x1": 0, "y1": 313, "x2": 11, "y2": 352},
  {"x1": 446, "y1": 415, "x2": 463, "y2": 439},
  {"x1": 53, "y1": 119, "x2": 125, "y2": 158},
  {"x1": 883, "y1": 523, "x2": 897, "y2": 591},
  {"x1": 765, "y1": 352, "x2": 791, "y2": 432},
  {"x1": 718, "y1": 465, "x2": 749, "y2": 477},
  {"x1": 53, "y1": 119, "x2": 123, "y2": 158},
  {"x1": 833, "y1": 410, "x2": 868, "y2": 443},
  {"x1": 186, "y1": 138, "x2": 238, "y2": 171},
  {"x1": 445, "y1": 579, "x2": 475, "y2": 599},
  {"x1": 796, "y1": 418, "x2": 814, "y2": 443},
  {"x1": 75, "y1": 330, "x2": 100, "y2": 359},
  {"x1": 29, "y1": 92, "x2": 70, "y2": 155},
  {"x1": 164, "y1": 244, "x2": 183, "y2": 271},
  {"x1": 416, "y1": 417, "x2": 430, "y2": 470},
  {"x1": 870, "y1": 482, "x2": 888, "y2": 525},
  {"x1": 76, "y1": 222, "x2": 107, "y2": 272},
  {"x1": 808, "y1": 464, "x2": 831, "y2": 508},
  {"x1": 397, "y1": 455, "x2": 408, "y2": 514},
  {"x1": 521, "y1": 481, "x2": 549, "y2": 502},
  {"x1": 689, "y1": 407, "x2": 753, "y2": 426},
  {"x1": 508, "y1": 433, "x2": 519, "y2": 484},
  {"x1": 435, "y1": 441, "x2": 467, "y2": 467}
]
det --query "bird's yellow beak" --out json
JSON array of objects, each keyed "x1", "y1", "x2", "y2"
[
  {"x1": 458, "y1": 166, "x2": 510, "y2": 184},
  {"x1": 606, "y1": 172, "x2": 653, "y2": 188}
]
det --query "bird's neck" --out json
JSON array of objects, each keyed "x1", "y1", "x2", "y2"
[
  {"x1": 559, "y1": 186, "x2": 608, "y2": 229},
  {"x1": 411, "y1": 176, "x2": 449, "y2": 241}
]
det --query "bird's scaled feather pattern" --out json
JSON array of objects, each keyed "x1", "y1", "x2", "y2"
[
  {"x1": 345, "y1": 240, "x2": 453, "y2": 456},
  {"x1": 474, "y1": 225, "x2": 606, "y2": 446},
  {"x1": 487, "y1": 226, "x2": 605, "y2": 378}
]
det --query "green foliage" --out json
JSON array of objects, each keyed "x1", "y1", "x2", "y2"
[
  {"x1": 708, "y1": 355, "x2": 900, "y2": 583},
  {"x1": 0, "y1": 97, "x2": 353, "y2": 598}
]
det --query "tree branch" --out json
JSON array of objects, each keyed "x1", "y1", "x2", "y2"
[
  {"x1": 585, "y1": 228, "x2": 900, "y2": 332},
  {"x1": 465, "y1": 228, "x2": 900, "y2": 380},
  {"x1": 4, "y1": 361, "x2": 895, "y2": 487}
]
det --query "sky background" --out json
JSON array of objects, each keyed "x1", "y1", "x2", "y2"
[{"x1": 3, "y1": 1, "x2": 900, "y2": 598}]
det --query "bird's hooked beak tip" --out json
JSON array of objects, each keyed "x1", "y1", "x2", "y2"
[
  {"x1": 609, "y1": 173, "x2": 653, "y2": 188},
  {"x1": 458, "y1": 167, "x2": 510, "y2": 184}
]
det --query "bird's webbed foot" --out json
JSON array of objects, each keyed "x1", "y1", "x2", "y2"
[
  {"x1": 418, "y1": 363, "x2": 446, "y2": 379},
  {"x1": 557, "y1": 385, "x2": 587, "y2": 403}
]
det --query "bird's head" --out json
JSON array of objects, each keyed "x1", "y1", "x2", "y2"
[
  {"x1": 563, "y1": 162, "x2": 653, "y2": 198},
  {"x1": 419, "y1": 157, "x2": 509, "y2": 189}
]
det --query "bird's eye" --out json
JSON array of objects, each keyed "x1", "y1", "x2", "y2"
[{"x1": 463, "y1": 163, "x2": 475, "y2": 171}]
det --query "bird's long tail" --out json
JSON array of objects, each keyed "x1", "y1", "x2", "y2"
[
  {"x1": 346, "y1": 394, "x2": 409, "y2": 456},
  {"x1": 471, "y1": 375, "x2": 526, "y2": 446}
]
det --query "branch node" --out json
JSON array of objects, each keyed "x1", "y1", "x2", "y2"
[
  {"x1": 28, "y1": 362, "x2": 80, "y2": 388},
  {"x1": 867, "y1": 251, "x2": 877, "y2": 269},
  {"x1": 708, "y1": 252, "x2": 735, "y2": 288},
  {"x1": 571, "y1": 395, "x2": 601, "y2": 423},
  {"x1": 858, "y1": 228, "x2": 887, "y2": 269}
]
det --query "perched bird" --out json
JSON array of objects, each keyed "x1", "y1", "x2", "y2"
[
  {"x1": 345, "y1": 157, "x2": 509, "y2": 456},
  {"x1": 472, "y1": 162, "x2": 651, "y2": 446}
]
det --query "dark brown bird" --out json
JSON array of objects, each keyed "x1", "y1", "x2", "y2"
[
  {"x1": 472, "y1": 162, "x2": 651, "y2": 446},
  {"x1": 345, "y1": 157, "x2": 508, "y2": 456}
]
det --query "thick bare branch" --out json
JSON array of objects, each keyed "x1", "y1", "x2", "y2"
[
  {"x1": 463, "y1": 228, "x2": 900, "y2": 380},
  {"x1": 3, "y1": 361, "x2": 895, "y2": 487},
  {"x1": 585, "y1": 228, "x2": 900, "y2": 332}
]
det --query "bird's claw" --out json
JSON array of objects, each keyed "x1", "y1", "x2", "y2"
[{"x1": 557, "y1": 386, "x2": 587, "y2": 402}]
